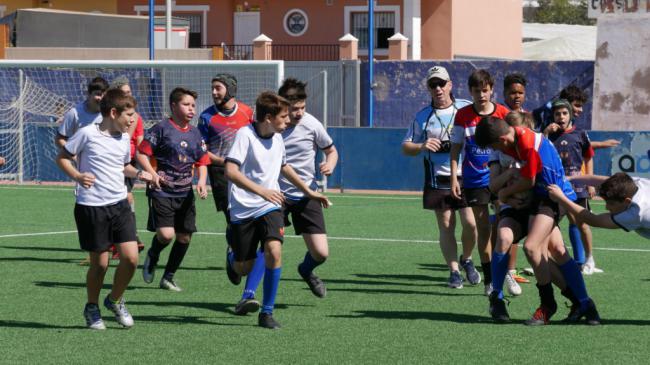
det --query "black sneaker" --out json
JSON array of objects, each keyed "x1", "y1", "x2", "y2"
[
  {"x1": 298, "y1": 266, "x2": 327, "y2": 298},
  {"x1": 234, "y1": 298, "x2": 260, "y2": 316},
  {"x1": 564, "y1": 299, "x2": 601, "y2": 325},
  {"x1": 142, "y1": 250, "x2": 158, "y2": 284},
  {"x1": 459, "y1": 255, "x2": 482, "y2": 285},
  {"x1": 488, "y1": 292, "x2": 510, "y2": 323},
  {"x1": 226, "y1": 246, "x2": 241, "y2": 285},
  {"x1": 258, "y1": 312, "x2": 281, "y2": 329}
]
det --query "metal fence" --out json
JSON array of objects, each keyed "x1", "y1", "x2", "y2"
[{"x1": 208, "y1": 44, "x2": 339, "y2": 61}]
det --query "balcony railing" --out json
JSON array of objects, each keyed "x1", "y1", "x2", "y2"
[{"x1": 207, "y1": 44, "x2": 339, "y2": 61}]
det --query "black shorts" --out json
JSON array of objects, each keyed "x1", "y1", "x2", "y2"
[
  {"x1": 74, "y1": 200, "x2": 136, "y2": 252},
  {"x1": 463, "y1": 187, "x2": 491, "y2": 207},
  {"x1": 423, "y1": 186, "x2": 468, "y2": 211},
  {"x1": 230, "y1": 210, "x2": 284, "y2": 261},
  {"x1": 499, "y1": 207, "x2": 531, "y2": 243},
  {"x1": 208, "y1": 165, "x2": 228, "y2": 212},
  {"x1": 530, "y1": 196, "x2": 563, "y2": 226},
  {"x1": 284, "y1": 198, "x2": 327, "y2": 235},
  {"x1": 147, "y1": 194, "x2": 197, "y2": 233}
]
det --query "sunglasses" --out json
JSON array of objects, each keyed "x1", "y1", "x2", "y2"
[{"x1": 428, "y1": 79, "x2": 448, "y2": 89}]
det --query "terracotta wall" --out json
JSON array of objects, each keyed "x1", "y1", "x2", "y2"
[
  {"x1": 2, "y1": 0, "x2": 116, "y2": 13},
  {"x1": 421, "y1": 0, "x2": 452, "y2": 59}
]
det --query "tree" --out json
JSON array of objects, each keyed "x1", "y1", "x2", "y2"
[{"x1": 533, "y1": 0, "x2": 596, "y2": 25}]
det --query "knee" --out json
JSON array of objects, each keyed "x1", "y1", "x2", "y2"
[
  {"x1": 121, "y1": 254, "x2": 138, "y2": 270},
  {"x1": 523, "y1": 244, "x2": 537, "y2": 258},
  {"x1": 313, "y1": 249, "x2": 329, "y2": 262},
  {"x1": 157, "y1": 233, "x2": 174, "y2": 244}
]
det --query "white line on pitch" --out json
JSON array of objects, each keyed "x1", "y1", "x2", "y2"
[{"x1": 0, "y1": 230, "x2": 77, "y2": 238}]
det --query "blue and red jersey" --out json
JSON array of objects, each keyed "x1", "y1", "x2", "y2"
[
  {"x1": 548, "y1": 127, "x2": 594, "y2": 198},
  {"x1": 502, "y1": 127, "x2": 576, "y2": 200},
  {"x1": 198, "y1": 101, "x2": 253, "y2": 158},
  {"x1": 451, "y1": 103, "x2": 510, "y2": 188},
  {"x1": 138, "y1": 119, "x2": 210, "y2": 198}
]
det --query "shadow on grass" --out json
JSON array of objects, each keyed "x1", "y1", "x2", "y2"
[
  {"x1": 136, "y1": 265, "x2": 222, "y2": 272},
  {"x1": 329, "y1": 310, "x2": 499, "y2": 324},
  {"x1": 417, "y1": 263, "x2": 452, "y2": 272},
  {"x1": 0, "y1": 257, "x2": 81, "y2": 264},
  {"x1": 33, "y1": 281, "x2": 158, "y2": 291},
  {"x1": 327, "y1": 287, "x2": 481, "y2": 297},
  {"x1": 133, "y1": 314, "x2": 247, "y2": 327},
  {"x1": 0, "y1": 245, "x2": 82, "y2": 253},
  {"x1": 128, "y1": 300, "x2": 311, "y2": 316},
  {"x1": 0, "y1": 320, "x2": 86, "y2": 330},
  {"x1": 282, "y1": 277, "x2": 441, "y2": 287},
  {"x1": 354, "y1": 273, "x2": 439, "y2": 282}
]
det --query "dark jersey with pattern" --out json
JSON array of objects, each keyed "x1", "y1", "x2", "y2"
[
  {"x1": 548, "y1": 127, "x2": 594, "y2": 198},
  {"x1": 138, "y1": 119, "x2": 210, "y2": 198}
]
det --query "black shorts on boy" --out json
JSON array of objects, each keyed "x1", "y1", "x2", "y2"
[
  {"x1": 146, "y1": 195, "x2": 197, "y2": 233},
  {"x1": 75, "y1": 199, "x2": 136, "y2": 252},
  {"x1": 283, "y1": 198, "x2": 327, "y2": 235},
  {"x1": 208, "y1": 165, "x2": 229, "y2": 212},
  {"x1": 230, "y1": 210, "x2": 284, "y2": 261},
  {"x1": 463, "y1": 187, "x2": 491, "y2": 207}
]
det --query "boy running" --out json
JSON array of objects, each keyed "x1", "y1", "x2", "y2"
[
  {"x1": 450, "y1": 69, "x2": 510, "y2": 294},
  {"x1": 56, "y1": 89, "x2": 153, "y2": 330},
  {"x1": 137, "y1": 87, "x2": 209, "y2": 292},
  {"x1": 55, "y1": 76, "x2": 108, "y2": 148},
  {"x1": 224, "y1": 91, "x2": 330, "y2": 329}
]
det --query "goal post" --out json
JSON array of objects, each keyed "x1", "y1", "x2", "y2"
[{"x1": 0, "y1": 60, "x2": 284, "y2": 183}]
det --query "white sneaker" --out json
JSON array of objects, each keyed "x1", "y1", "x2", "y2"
[
  {"x1": 484, "y1": 283, "x2": 494, "y2": 296},
  {"x1": 583, "y1": 256, "x2": 604, "y2": 275},
  {"x1": 83, "y1": 303, "x2": 106, "y2": 330},
  {"x1": 103, "y1": 295, "x2": 134, "y2": 328},
  {"x1": 160, "y1": 277, "x2": 183, "y2": 292},
  {"x1": 505, "y1": 271, "x2": 522, "y2": 296}
]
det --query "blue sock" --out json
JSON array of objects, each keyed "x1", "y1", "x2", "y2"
[
  {"x1": 559, "y1": 258, "x2": 590, "y2": 307},
  {"x1": 490, "y1": 251, "x2": 509, "y2": 299},
  {"x1": 242, "y1": 250, "x2": 264, "y2": 300},
  {"x1": 489, "y1": 214, "x2": 497, "y2": 225},
  {"x1": 569, "y1": 224, "x2": 586, "y2": 265},
  {"x1": 298, "y1": 251, "x2": 324, "y2": 277},
  {"x1": 262, "y1": 267, "x2": 282, "y2": 314}
]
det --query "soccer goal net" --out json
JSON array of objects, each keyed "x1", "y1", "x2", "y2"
[{"x1": 0, "y1": 60, "x2": 283, "y2": 183}]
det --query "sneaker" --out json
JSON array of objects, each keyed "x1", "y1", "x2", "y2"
[
  {"x1": 524, "y1": 303, "x2": 557, "y2": 326},
  {"x1": 512, "y1": 272, "x2": 530, "y2": 284},
  {"x1": 488, "y1": 292, "x2": 510, "y2": 323},
  {"x1": 582, "y1": 256, "x2": 604, "y2": 275},
  {"x1": 447, "y1": 270, "x2": 464, "y2": 289},
  {"x1": 299, "y1": 266, "x2": 327, "y2": 298},
  {"x1": 484, "y1": 283, "x2": 494, "y2": 296},
  {"x1": 103, "y1": 295, "x2": 134, "y2": 328},
  {"x1": 83, "y1": 303, "x2": 106, "y2": 330},
  {"x1": 160, "y1": 277, "x2": 182, "y2": 292},
  {"x1": 142, "y1": 250, "x2": 158, "y2": 284},
  {"x1": 459, "y1": 256, "x2": 481, "y2": 285},
  {"x1": 258, "y1": 312, "x2": 281, "y2": 329},
  {"x1": 234, "y1": 298, "x2": 261, "y2": 316},
  {"x1": 564, "y1": 299, "x2": 601, "y2": 325},
  {"x1": 226, "y1": 246, "x2": 241, "y2": 285},
  {"x1": 505, "y1": 272, "x2": 522, "y2": 296}
]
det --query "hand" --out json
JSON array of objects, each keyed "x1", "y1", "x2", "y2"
[
  {"x1": 75, "y1": 172, "x2": 96, "y2": 189},
  {"x1": 497, "y1": 189, "x2": 510, "y2": 205},
  {"x1": 260, "y1": 188, "x2": 284, "y2": 206},
  {"x1": 137, "y1": 170, "x2": 154, "y2": 183},
  {"x1": 450, "y1": 179, "x2": 462, "y2": 200},
  {"x1": 546, "y1": 184, "x2": 563, "y2": 202},
  {"x1": 421, "y1": 138, "x2": 442, "y2": 153},
  {"x1": 308, "y1": 191, "x2": 332, "y2": 208},
  {"x1": 587, "y1": 185, "x2": 596, "y2": 199},
  {"x1": 544, "y1": 123, "x2": 560, "y2": 135},
  {"x1": 149, "y1": 173, "x2": 162, "y2": 189},
  {"x1": 319, "y1": 161, "x2": 335, "y2": 176},
  {"x1": 600, "y1": 139, "x2": 620, "y2": 148},
  {"x1": 196, "y1": 182, "x2": 208, "y2": 199}
]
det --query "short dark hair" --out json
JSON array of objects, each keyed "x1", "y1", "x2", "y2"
[
  {"x1": 599, "y1": 172, "x2": 638, "y2": 202},
  {"x1": 468, "y1": 69, "x2": 494, "y2": 89},
  {"x1": 559, "y1": 85, "x2": 588, "y2": 104},
  {"x1": 100, "y1": 88, "x2": 136, "y2": 117},
  {"x1": 278, "y1": 78, "x2": 307, "y2": 102},
  {"x1": 169, "y1": 87, "x2": 198, "y2": 107},
  {"x1": 255, "y1": 91, "x2": 290, "y2": 123},
  {"x1": 503, "y1": 73, "x2": 527, "y2": 90},
  {"x1": 88, "y1": 76, "x2": 109, "y2": 94},
  {"x1": 475, "y1": 116, "x2": 509, "y2": 148}
]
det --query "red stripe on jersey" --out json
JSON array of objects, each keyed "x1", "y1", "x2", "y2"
[
  {"x1": 195, "y1": 153, "x2": 211, "y2": 167},
  {"x1": 503, "y1": 127, "x2": 542, "y2": 180},
  {"x1": 138, "y1": 139, "x2": 153, "y2": 156}
]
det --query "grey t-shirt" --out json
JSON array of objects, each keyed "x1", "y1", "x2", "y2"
[
  {"x1": 279, "y1": 112, "x2": 333, "y2": 198},
  {"x1": 57, "y1": 101, "x2": 102, "y2": 138},
  {"x1": 611, "y1": 177, "x2": 650, "y2": 239}
]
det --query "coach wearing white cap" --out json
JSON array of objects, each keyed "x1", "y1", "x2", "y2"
[{"x1": 401, "y1": 66, "x2": 479, "y2": 289}]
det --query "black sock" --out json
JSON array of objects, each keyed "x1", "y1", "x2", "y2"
[
  {"x1": 164, "y1": 240, "x2": 189, "y2": 280},
  {"x1": 537, "y1": 283, "x2": 556, "y2": 309},
  {"x1": 149, "y1": 235, "x2": 167, "y2": 258},
  {"x1": 481, "y1": 262, "x2": 492, "y2": 284},
  {"x1": 561, "y1": 287, "x2": 579, "y2": 307}
]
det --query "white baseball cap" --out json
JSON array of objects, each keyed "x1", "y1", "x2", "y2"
[{"x1": 426, "y1": 66, "x2": 450, "y2": 81}]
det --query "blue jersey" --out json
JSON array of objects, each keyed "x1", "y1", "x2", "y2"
[
  {"x1": 503, "y1": 127, "x2": 576, "y2": 200},
  {"x1": 549, "y1": 127, "x2": 594, "y2": 199},
  {"x1": 139, "y1": 119, "x2": 210, "y2": 198}
]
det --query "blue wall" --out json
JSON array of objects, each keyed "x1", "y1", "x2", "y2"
[{"x1": 362, "y1": 60, "x2": 595, "y2": 130}]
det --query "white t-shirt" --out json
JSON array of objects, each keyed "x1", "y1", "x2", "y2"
[
  {"x1": 279, "y1": 112, "x2": 333, "y2": 198},
  {"x1": 57, "y1": 101, "x2": 102, "y2": 138},
  {"x1": 611, "y1": 177, "x2": 650, "y2": 239},
  {"x1": 226, "y1": 124, "x2": 286, "y2": 221},
  {"x1": 64, "y1": 124, "x2": 130, "y2": 206}
]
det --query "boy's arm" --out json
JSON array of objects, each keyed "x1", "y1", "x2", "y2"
[
  {"x1": 56, "y1": 148, "x2": 95, "y2": 188},
  {"x1": 449, "y1": 143, "x2": 462, "y2": 199},
  {"x1": 225, "y1": 161, "x2": 284, "y2": 206},
  {"x1": 281, "y1": 164, "x2": 331, "y2": 208},
  {"x1": 547, "y1": 184, "x2": 619, "y2": 229},
  {"x1": 497, "y1": 176, "x2": 534, "y2": 204},
  {"x1": 567, "y1": 174, "x2": 608, "y2": 187},
  {"x1": 489, "y1": 163, "x2": 517, "y2": 193},
  {"x1": 135, "y1": 151, "x2": 161, "y2": 189},
  {"x1": 584, "y1": 156, "x2": 596, "y2": 198},
  {"x1": 124, "y1": 163, "x2": 153, "y2": 182},
  {"x1": 195, "y1": 165, "x2": 208, "y2": 199},
  {"x1": 319, "y1": 145, "x2": 338, "y2": 176},
  {"x1": 591, "y1": 139, "x2": 620, "y2": 149}
]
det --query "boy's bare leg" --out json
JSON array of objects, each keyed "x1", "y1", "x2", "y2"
[
  {"x1": 87, "y1": 251, "x2": 110, "y2": 304},
  {"x1": 110, "y1": 241, "x2": 139, "y2": 300},
  {"x1": 303, "y1": 233, "x2": 328, "y2": 262},
  {"x1": 523, "y1": 214, "x2": 555, "y2": 285},
  {"x1": 435, "y1": 209, "x2": 460, "y2": 271},
  {"x1": 472, "y1": 205, "x2": 492, "y2": 263},
  {"x1": 458, "y1": 207, "x2": 478, "y2": 264}
]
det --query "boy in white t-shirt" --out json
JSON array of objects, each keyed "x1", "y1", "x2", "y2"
[
  {"x1": 549, "y1": 172, "x2": 650, "y2": 239},
  {"x1": 56, "y1": 89, "x2": 153, "y2": 330},
  {"x1": 224, "y1": 91, "x2": 330, "y2": 329}
]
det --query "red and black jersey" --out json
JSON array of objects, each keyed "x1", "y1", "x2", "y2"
[{"x1": 198, "y1": 101, "x2": 253, "y2": 159}]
